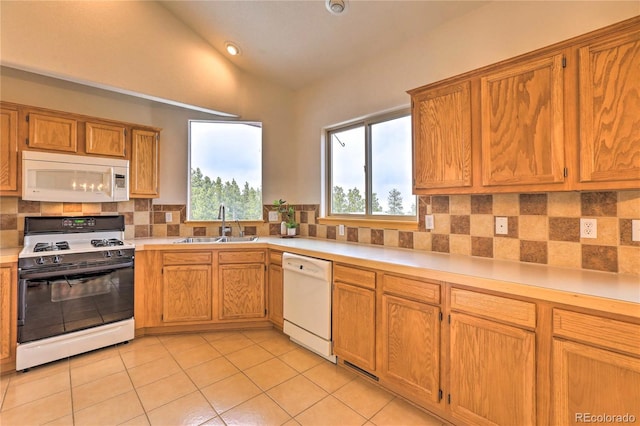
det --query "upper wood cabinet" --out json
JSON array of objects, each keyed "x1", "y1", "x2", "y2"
[
  {"x1": 130, "y1": 128, "x2": 160, "y2": 198},
  {"x1": 578, "y1": 30, "x2": 640, "y2": 187},
  {"x1": 0, "y1": 107, "x2": 19, "y2": 195},
  {"x1": 85, "y1": 121, "x2": 126, "y2": 157},
  {"x1": 410, "y1": 81, "x2": 472, "y2": 190},
  {"x1": 480, "y1": 54, "x2": 566, "y2": 187},
  {"x1": 27, "y1": 112, "x2": 78, "y2": 153},
  {"x1": 408, "y1": 17, "x2": 640, "y2": 194}
]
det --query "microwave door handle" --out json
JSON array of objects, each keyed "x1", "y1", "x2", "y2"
[{"x1": 107, "y1": 167, "x2": 114, "y2": 198}]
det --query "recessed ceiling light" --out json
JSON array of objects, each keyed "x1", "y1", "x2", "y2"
[
  {"x1": 225, "y1": 42, "x2": 241, "y2": 56},
  {"x1": 326, "y1": 0, "x2": 347, "y2": 15}
]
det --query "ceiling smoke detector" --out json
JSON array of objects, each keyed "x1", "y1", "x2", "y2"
[{"x1": 326, "y1": 0, "x2": 347, "y2": 15}]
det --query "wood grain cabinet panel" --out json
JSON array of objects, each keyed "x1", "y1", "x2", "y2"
[
  {"x1": 411, "y1": 81, "x2": 472, "y2": 191},
  {"x1": 333, "y1": 281, "x2": 376, "y2": 372},
  {"x1": 162, "y1": 264, "x2": 212, "y2": 322},
  {"x1": 27, "y1": 112, "x2": 78, "y2": 153},
  {"x1": 380, "y1": 294, "x2": 440, "y2": 406},
  {"x1": 552, "y1": 339, "x2": 640, "y2": 425},
  {"x1": 218, "y1": 264, "x2": 266, "y2": 320},
  {"x1": 85, "y1": 122, "x2": 126, "y2": 157},
  {"x1": 0, "y1": 264, "x2": 17, "y2": 370},
  {"x1": 130, "y1": 128, "x2": 159, "y2": 198},
  {"x1": 267, "y1": 262, "x2": 283, "y2": 329},
  {"x1": 480, "y1": 54, "x2": 566, "y2": 187},
  {"x1": 0, "y1": 108, "x2": 19, "y2": 194},
  {"x1": 578, "y1": 30, "x2": 640, "y2": 185},
  {"x1": 450, "y1": 312, "x2": 536, "y2": 426}
]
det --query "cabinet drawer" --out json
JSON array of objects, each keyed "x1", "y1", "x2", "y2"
[
  {"x1": 450, "y1": 288, "x2": 536, "y2": 329},
  {"x1": 334, "y1": 264, "x2": 376, "y2": 290},
  {"x1": 163, "y1": 251, "x2": 212, "y2": 265},
  {"x1": 553, "y1": 309, "x2": 640, "y2": 356},
  {"x1": 382, "y1": 274, "x2": 440, "y2": 305},
  {"x1": 219, "y1": 250, "x2": 265, "y2": 264},
  {"x1": 269, "y1": 250, "x2": 283, "y2": 265}
]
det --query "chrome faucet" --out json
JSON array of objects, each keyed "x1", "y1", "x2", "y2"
[
  {"x1": 218, "y1": 204, "x2": 227, "y2": 237},
  {"x1": 235, "y1": 219, "x2": 244, "y2": 237}
]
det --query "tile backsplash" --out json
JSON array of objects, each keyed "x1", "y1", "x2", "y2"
[{"x1": 1, "y1": 191, "x2": 638, "y2": 275}]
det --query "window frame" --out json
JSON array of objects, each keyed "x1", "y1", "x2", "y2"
[
  {"x1": 324, "y1": 108, "x2": 416, "y2": 222},
  {"x1": 186, "y1": 119, "x2": 263, "y2": 223}
]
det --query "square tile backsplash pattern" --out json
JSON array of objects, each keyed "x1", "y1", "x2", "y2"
[{"x1": 1, "y1": 191, "x2": 638, "y2": 275}]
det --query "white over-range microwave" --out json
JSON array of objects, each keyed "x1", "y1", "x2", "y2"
[{"x1": 22, "y1": 151, "x2": 129, "y2": 203}]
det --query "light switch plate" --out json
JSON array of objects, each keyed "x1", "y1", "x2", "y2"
[
  {"x1": 495, "y1": 217, "x2": 508, "y2": 235},
  {"x1": 632, "y1": 219, "x2": 640, "y2": 242},
  {"x1": 338, "y1": 224, "x2": 345, "y2": 236},
  {"x1": 165, "y1": 212, "x2": 172, "y2": 223},
  {"x1": 425, "y1": 214, "x2": 434, "y2": 230},
  {"x1": 268, "y1": 211, "x2": 279, "y2": 222}
]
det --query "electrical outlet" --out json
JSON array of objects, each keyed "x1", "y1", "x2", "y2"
[
  {"x1": 632, "y1": 219, "x2": 640, "y2": 242},
  {"x1": 495, "y1": 217, "x2": 508, "y2": 235},
  {"x1": 425, "y1": 214, "x2": 434, "y2": 230},
  {"x1": 580, "y1": 218, "x2": 597, "y2": 239},
  {"x1": 165, "y1": 212, "x2": 173, "y2": 223},
  {"x1": 338, "y1": 224, "x2": 345, "y2": 236},
  {"x1": 268, "y1": 211, "x2": 279, "y2": 222}
]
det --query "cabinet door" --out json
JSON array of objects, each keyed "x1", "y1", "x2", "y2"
[
  {"x1": 579, "y1": 31, "x2": 640, "y2": 185},
  {"x1": 86, "y1": 122, "x2": 126, "y2": 157},
  {"x1": 268, "y1": 263, "x2": 284, "y2": 328},
  {"x1": 0, "y1": 108, "x2": 19, "y2": 193},
  {"x1": 333, "y1": 281, "x2": 376, "y2": 371},
  {"x1": 381, "y1": 294, "x2": 440, "y2": 406},
  {"x1": 130, "y1": 129, "x2": 159, "y2": 198},
  {"x1": 450, "y1": 312, "x2": 536, "y2": 426},
  {"x1": 27, "y1": 112, "x2": 78, "y2": 152},
  {"x1": 480, "y1": 54, "x2": 565, "y2": 187},
  {"x1": 218, "y1": 264, "x2": 266, "y2": 320},
  {"x1": 412, "y1": 81, "x2": 472, "y2": 190},
  {"x1": 1, "y1": 264, "x2": 16, "y2": 368},
  {"x1": 552, "y1": 339, "x2": 640, "y2": 425},
  {"x1": 162, "y1": 264, "x2": 212, "y2": 322}
]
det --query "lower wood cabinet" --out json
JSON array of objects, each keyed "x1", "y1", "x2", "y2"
[
  {"x1": 380, "y1": 293, "x2": 441, "y2": 407},
  {"x1": 267, "y1": 251, "x2": 284, "y2": 329},
  {"x1": 0, "y1": 263, "x2": 17, "y2": 372},
  {"x1": 162, "y1": 251, "x2": 212, "y2": 323},
  {"x1": 551, "y1": 309, "x2": 640, "y2": 425},
  {"x1": 449, "y1": 312, "x2": 536, "y2": 425},
  {"x1": 218, "y1": 250, "x2": 266, "y2": 321},
  {"x1": 332, "y1": 264, "x2": 377, "y2": 372}
]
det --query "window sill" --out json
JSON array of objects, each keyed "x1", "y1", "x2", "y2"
[
  {"x1": 184, "y1": 220, "x2": 265, "y2": 227},
  {"x1": 317, "y1": 217, "x2": 419, "y2": 231}
]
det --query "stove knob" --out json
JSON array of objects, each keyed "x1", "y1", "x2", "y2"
[
  {"x1": 104, "y1": 251, "x2": 113, "y2": 258},
  {"x1": 36, "y1": 257, "x2": 46, "y2": 265},
  {"x1": 53, "y1": 255, "x2": 62, "y2": 264},
  {"x1": 116, "y1": 250, "x2": 124, "y2": 257}
]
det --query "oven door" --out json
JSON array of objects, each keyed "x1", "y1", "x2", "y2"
[{"x1": 18, "y1": 263, "x2": 134, "y2": 344}]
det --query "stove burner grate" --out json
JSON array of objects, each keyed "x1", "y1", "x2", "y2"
[
  {"x1": 91, "y1": 238, "x2": 124, "y2": 248},
  {"x1": 34, "y1": 241, "x2": 70, "y2": 252}
]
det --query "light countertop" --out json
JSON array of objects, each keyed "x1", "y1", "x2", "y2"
[{"x1": 134, "y1": 236, "x2": 640, "y2": 316}]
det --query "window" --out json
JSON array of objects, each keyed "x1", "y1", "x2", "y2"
[
  {"x1": 188, "y1": 120, "x2": 262, "y2": 221},
  {"x1": 327, "y1": 110, "x2": 415, "y2": 220}
]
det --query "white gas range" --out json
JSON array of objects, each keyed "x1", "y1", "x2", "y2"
[{"x1": 17, "y1": 215, "x2": 135, "y2": 371}]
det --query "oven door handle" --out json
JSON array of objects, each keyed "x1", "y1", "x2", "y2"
[{"x1": 18, "y1": 261, "x2": 134, "y2": 280}]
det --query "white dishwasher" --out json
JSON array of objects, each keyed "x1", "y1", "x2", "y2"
[{"x1": 282, "y1": 252, "x2": 336, "y2": 363}]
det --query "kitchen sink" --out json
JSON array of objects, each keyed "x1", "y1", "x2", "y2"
[{"x1": 174, "y1": 236, "x2": 258, "y2": 243}]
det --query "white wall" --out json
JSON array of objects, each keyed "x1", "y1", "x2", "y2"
[
  {"x1": 291, "y1": 1, "x2": 640, "y2": 204},
  {"x1": 0, "y1": 1, "x2": 295, "y2": 205}
]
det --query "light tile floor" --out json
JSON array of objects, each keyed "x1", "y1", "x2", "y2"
[{"x1": 0, "y1": 329, "x2": 447, "y2": 425}]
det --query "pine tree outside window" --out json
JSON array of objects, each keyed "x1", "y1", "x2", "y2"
[
  {"x1": 327, "y1": 110, "x2": 416, "y2": 220},
  {"x1": 188, "y1": 120, "x2": 263, "y2": 221}
]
